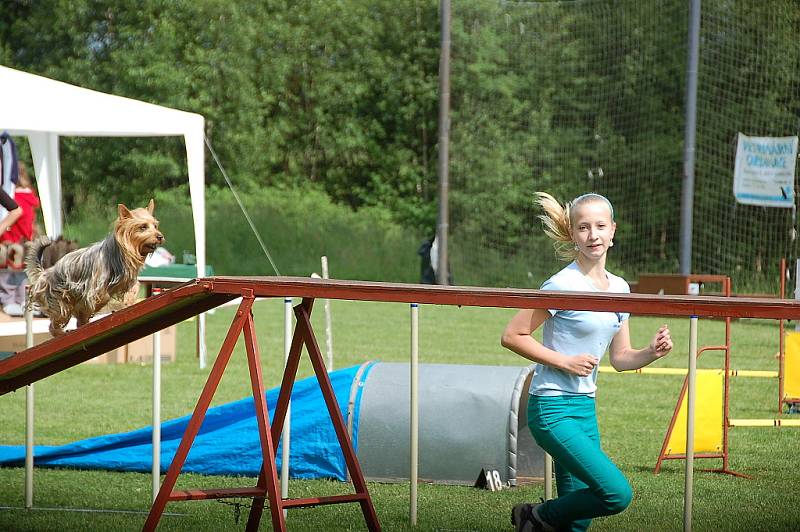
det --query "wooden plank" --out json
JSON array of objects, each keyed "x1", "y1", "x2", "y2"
[
  {"x1": 281, "y1": 493, "x2": 368, "y2": 509},
  {"x1": 169, "y1": 488, "x2": 265, "y2": 501},
  {"x1": 5, "y1": 275, "x2": 800, "y2": 396},
  {"x1": 200, "y1": 276, "x2": 800, "y2": 320},
  {"x1": 0, "y1": 284, "x2": 236, "y2": 394}
]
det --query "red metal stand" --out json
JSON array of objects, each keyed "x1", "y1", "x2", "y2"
[{"x1": 142, "y1": 295, "x2": 380, "y2": 531}]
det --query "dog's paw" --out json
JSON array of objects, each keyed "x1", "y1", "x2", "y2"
[{"x1": 48, "y1": 325, "x2": 66, "y2": 337}]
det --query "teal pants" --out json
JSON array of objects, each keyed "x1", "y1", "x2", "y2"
[{"x1": 527, "y1": 394, "x2": 632, "y2": 531}]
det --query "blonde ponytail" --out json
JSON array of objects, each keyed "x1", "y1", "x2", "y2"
[{"x1": 535, "y1": 191, "x2": 578, "y2": 262}]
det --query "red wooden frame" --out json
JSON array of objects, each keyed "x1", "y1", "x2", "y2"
[
  {"x1": 142, "y1": 294, "x2": 379, "y2": 531},
  {"x1": 7, "y1": 276, "x2": 800, "y2": 397},
  {"x1": 6, "y1": 276, "x2": 800, "y2": 529}
]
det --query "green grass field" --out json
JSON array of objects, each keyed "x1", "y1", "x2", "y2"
[{"x1": 1, "y1": 299, "x2": 799, "y2": 530}]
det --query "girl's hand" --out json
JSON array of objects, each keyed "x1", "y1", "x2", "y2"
[
  {"x1": 650, "y1": 325, "x2": 673, "y2": 358},
  {"x1": 563, "y1": 353, "x2": 599, "y2": 377}
]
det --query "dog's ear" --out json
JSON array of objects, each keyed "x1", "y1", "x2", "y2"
[
  {"x1": 146, "y1": 199, "x2": 155, "y2": 214},
  {"x1": 118, "y1": 204, "x2": 132, "y2": 219}
]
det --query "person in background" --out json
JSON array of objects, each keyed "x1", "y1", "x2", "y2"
[
  {"x1": 418, "y1": 235, "x2": 436, "y2": 284},
  {"x1": 418, "y1": 234, "x2": 453, "y2": 285},
  {"x1": 0, "y1": 189, "x2": 21, "y2": 238},
  {"x1": 502, "y1": 192, "x2": 673, "y2": 532},
  {"x1": 0, "y1": 162, "x2": 39, "y2": 316},
  {"x1": 2, "y1": 162, "x2": 39, "y2": 267}
]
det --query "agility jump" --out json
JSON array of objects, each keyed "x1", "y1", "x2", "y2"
[{"x1": 3, "y1": 277, "x2": 800, "y2": 531}]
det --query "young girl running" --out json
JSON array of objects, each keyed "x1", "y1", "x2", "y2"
[{"x1": 501, "y1": 192, "x2": 673, "y2": 532}]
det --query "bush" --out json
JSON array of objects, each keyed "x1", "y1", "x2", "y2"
[{"x1": 62, "y1": 186, "x2": 422, "y2": 282}]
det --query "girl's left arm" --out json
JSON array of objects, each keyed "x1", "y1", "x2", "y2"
[{"x1": 608, "y1": 321, "x2": 673, "y2": 371}]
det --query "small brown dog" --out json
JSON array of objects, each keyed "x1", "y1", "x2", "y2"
[{"x1": 25, "y1": 200, "x2": 163, "y2": 336}]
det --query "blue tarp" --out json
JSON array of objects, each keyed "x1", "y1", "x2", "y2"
[{"x1": 0, "y1": 363, "x2": 375, "y2": 480}]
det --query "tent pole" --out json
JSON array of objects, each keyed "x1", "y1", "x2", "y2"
[
  {"x1": 24, "y1": 305, "x2": 34, "y2": 508},
  {"x1": 198, "y1": 314, "x2": 207, "y2": 369},
  {"x1": 544, "y1": 453, "x2": 553, "y2": 500},
  {"x1": 152, "y1": 328, "x2": 162, "y2": 503}
]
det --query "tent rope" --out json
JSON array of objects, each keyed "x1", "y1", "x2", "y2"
[{"x1": 204, "y1": 135, "x2": 281, "y2": 276}]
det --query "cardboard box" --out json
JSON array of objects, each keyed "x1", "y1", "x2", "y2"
[
  {"x1": 0, "y1": 312, "x2": 51, "y2": 359},
  {"x1": 0, "y1": 310, "x2": 177, "y2": 365},
  {"x1": 0, "y1": 329, "x2": 50, "y2": 355},
  {"x1": 81, "y1": 325, "x2": 176, "y2": 365},
  {"x1": 82, "y1": 346, "x2": 126, "y2": 365},
  {"x1": 125, "y1": 325, "x2": 177, "y2": 364}
]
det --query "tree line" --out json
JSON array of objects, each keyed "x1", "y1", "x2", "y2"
[
  {"x1": 1, "y1": 0, "x2": 798, "y2": 287},
  {"x1": 1, "y1": 0, "x2": 441, "y2": 230}
]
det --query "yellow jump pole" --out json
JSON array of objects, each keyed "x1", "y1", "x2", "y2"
[
  {"x1": 598, "y1": 366, "x2": 777, "y2": 378},
  {"x1": 684, "y1": 316, "x2": 698, "y2": 532},
  {"x1": 729, "y1": 419, "x2": 800, "y2": 427}
]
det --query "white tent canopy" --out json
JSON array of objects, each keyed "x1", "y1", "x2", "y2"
[
  {"x1": 1, "y1": 66, "x2": 211, "y2": 505},
  {"x1": 0, "y1": 65, "x2": 205, "y2": 281}
]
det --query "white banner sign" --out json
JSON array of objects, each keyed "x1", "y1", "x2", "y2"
[{"x1": 733, "y1": 133, "x2": 798, "y2": 208}]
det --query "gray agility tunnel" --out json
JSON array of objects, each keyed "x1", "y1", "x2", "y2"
[{"x1": 349, "y1": 362, "x2": 544, "y2": 486}]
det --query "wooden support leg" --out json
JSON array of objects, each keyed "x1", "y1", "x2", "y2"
[
  {"x1": 242, "y1": 305, "x2": 285, "y2": 532},
  {"x1": 143, "y1": 297, "x2": 255, "y2": 532},
  {"x1": 145, "y1": 294, "x2": 379, "y2": 531}
]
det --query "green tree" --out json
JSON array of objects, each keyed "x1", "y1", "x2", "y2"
[{"x1": 0, "y1": 0, "x2": 441, "y2": 229}]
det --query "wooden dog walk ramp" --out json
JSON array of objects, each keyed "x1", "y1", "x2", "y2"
[
  {"x1": 0, "y1": 280, "x2": 235, "y2": 395},
  {"x1": 6, "y1": 276, "x2": 800, "y2": 531}
]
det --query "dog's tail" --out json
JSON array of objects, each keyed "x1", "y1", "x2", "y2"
[{"x1": 24, "y1": 235, "x2": 52, "y2": 286}]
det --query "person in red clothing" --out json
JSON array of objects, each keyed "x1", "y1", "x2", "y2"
[
  {"x1": 0, "y1": 162, "x2": 40, "y2": 316},
  {"x1": 1, "y1": 162, "x2": 40, "y2": 268},
  {"x1": 5, "y1": 164, "x2": 39, "y2": 242}
]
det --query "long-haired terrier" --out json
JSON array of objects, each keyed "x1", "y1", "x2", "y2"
[{"x1": 25, "y1": 199, "x2": 163, "y2": 336}]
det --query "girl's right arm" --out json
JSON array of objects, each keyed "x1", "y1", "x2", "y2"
[{"x1": 501, "y1": 309, "x2": 598, "y2": 377}]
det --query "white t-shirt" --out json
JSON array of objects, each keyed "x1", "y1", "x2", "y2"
[{"x1": 529, "y1": 261, "x2": 630, "y2": 397}]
